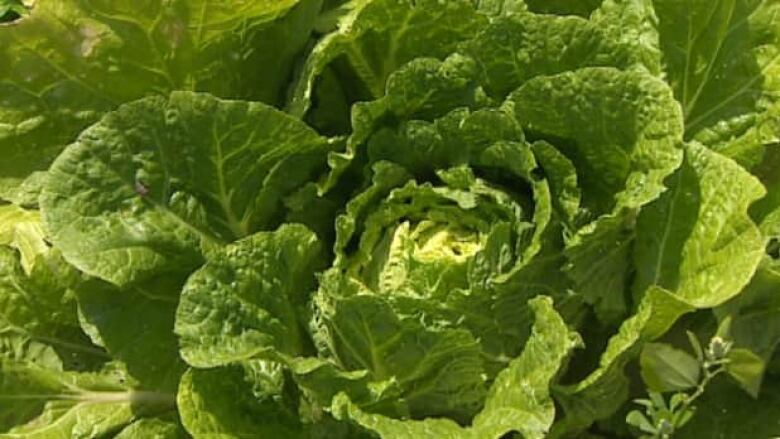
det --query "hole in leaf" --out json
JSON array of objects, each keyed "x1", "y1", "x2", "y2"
[
  {"x1": 0, "y1": 0, "x2": 31, "y2": 24},
  {"x1": 0, "y1": 10, "x2": 20, "y2": 22},
  {"x1": 524, "y1": 0, "x2": 603, "y2": 17},
  {"x1": 530, "y1": 167, "x2": 545, "y2": 182},
  {"x1": 768, "y1": 238, "x2": 779, "y2": 259}
]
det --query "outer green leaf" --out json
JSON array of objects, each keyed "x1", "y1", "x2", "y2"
[
  {"x1": 176, "y1": 224, "x2": 325, "y2": 367},
  {"x1": 508, "y1": 67, "x2": 683, "y2": 321},
  {"x1": 77, "y1": 277, "x2": 186, "y2": 392},
  {"x1": 470, "y1": 296, "x2": 582, "y2": 439},
  {"x1": 314, "y1": 286, "x2": 487, "y2": 422},
  {"x1": 654, "y1": 0, "x2": 780, "y2": 165},
  {"x1": 0, "y1": 246, "x2": 107, "y2": 369},
  {"x1": 634, "y1": 142, "x2": 766, "y2": 306},
  {"x1": 550, "y1": 287, "x2": 694, "y2": 438},
  {"x1": 590, "y1": 0, "x2": 663, "y2": 75},
  {"x1": 332, "y1": 398, "x2": 465, "y2": 439},
  {"x1": 562, "y1": 214, "x2": 635, "y2": 324},
  {"x1": 0, "y1": 0, "x2": 321, "y2": 198},
  {"x1": 284, "y1": 355, "x2": 392, "y2": 417},
  {"x1": 42, "y1": 91, "x2": 331, "y2": 286},
  {"x1": 331, "y1": 297, "x2": 581, "y2": 439},
  {"x1": 0, "y1": 204, "x2": 47, "y2": 273},
  {"x1": 322, "y1": 54, "x2": 487, "y2": 193},
  {"x1": 463, "y1": 6, "x2": 656, "y2": 100},
  {"x1": 552, "y1": 143, "x2": 766, "y2": 436},
  {"x1": 0, "y1": 360, "x2": 175, "y2": 437},
  {"x1": 288, "y1": 0, "x2": 487, "y2": 124},
  {"x1": 531, "y1": 141, "x2": 581, "y2": 227},
  {"x1": 639, "y1": 343, "x2": 701, "y2": 392},
  {"x1": 508, "y1": 67, "x2": 683, "y2": 214},
  {"x1": 0, "y1": 334, "x2": 62, "y2": 370},
  {"x1": 114, "y1": 418, "x2": 186, "y2": 439},
  {"x1": 473, "y1": 0, "x2": 527, "y2": 15},
  {"x1": 177, "y1": 365, "x2": 305, "y2": 439}
]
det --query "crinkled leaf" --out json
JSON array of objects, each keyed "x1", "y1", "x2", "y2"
[
  {"x1": 550, "y1": 286, "x2": 694, "y2": 438},
  {"x1": 288, "y1": 0, "x2": 487, "y2": 123},
  {"x1": 563, "y1": 214, "x2": 635, "y2": 324},
  {"x1": 42, "y1": 91, "x2": 332, "y2": 286},
  {"x1": 331, "y1": 297, "x2": 580, "y2": 439},
  {"x1": 552, "y1": 143, "x2": 766, "y2": 436},
  {"x1": 0, "y1": 0, "x2": 321, "y2": 198},
  {"x1": 322, "y1": 54, "x2": 487, "y2": 193},
  {"x1": 463, "y1": 6, "x2": 657, "y2": 100},
  {"x1": 470, "y1": 296, "x2": 582, "y2": 438},
  {"x1": 751, "y1": 143, "x2": 780, "y2": 231},
  {"x1": 508, "y1": 67, "x2": 684, "y2": 321},
  {"x1": 590, "y1": 0, "x2": 663, "y2": 74},
  {"x1": 531, "y1": 141, "x2": 581, "y2": 227},
  {"x1": 508, "y1": 67, "x2": 683, "y2": 214},
  {"x1": 177, "y1": 365, "x2": 305, "y2": 439},
  {"x1": 176, "y1": 224, "x2": 325, "y2": 367},
  {"x1": 314, "y1": 284, "x2": 487, "y2": 422},
  {"x1": 523, "y1": 0, "x2": 603, "y2": 16}
]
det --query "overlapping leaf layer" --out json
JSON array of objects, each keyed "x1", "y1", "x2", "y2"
[{"x1": 0, "y1": 0, "x2": 778, "y2": 437}]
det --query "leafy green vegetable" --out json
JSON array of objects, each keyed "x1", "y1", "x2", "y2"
[
  {"x1": 41, "y1": 91, "x2": 333, "y2": 286},
  {"x1": 0, "y1": 0, "x2": 778, "y2": 437},
  {"x1": 330, "y1": 297, "x2": 581, "y2": 439},
  {"x1": 0, "y1": 0, "x2": 322, "y2": 199},
  {"x1": 176, "y1": 224, "x2": 325, "y2": 367},
  {"x1": 0, "y1": 359, "x2": 176, "y2": 437},
  {"x1": 177, "y1": 365, "x2": 306, "y2": 438},
  {"x1": 654, "y1": 0, "x2": 780, "y2": 166}
]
